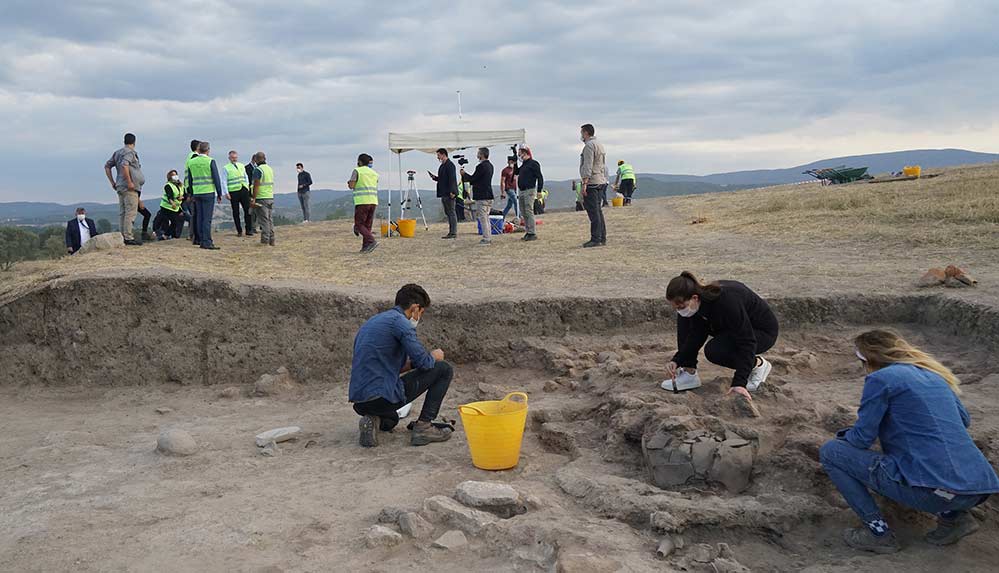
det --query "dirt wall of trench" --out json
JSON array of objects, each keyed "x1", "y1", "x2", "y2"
[{"x1": 2, "y1": 274, "x2": 998, "y2": 387}]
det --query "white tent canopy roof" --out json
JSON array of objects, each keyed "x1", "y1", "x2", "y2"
[{"x1": 388, "y1": 129, "x2": 526, "y2": 154}]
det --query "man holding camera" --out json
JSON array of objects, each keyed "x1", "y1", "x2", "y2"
[
  {"x1": 428, "y1": 148, "x2": 459, "y2": 239},
  {"x1": 461, "y1": 147, "x2": 495, "y2": 245}
]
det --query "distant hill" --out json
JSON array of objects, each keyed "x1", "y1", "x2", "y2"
[{"x1": 641, "y1": 149, "x2": 999, "y2": 186}]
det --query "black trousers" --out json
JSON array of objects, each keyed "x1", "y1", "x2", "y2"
[
  {"x1": 704, "y1": 329, "x2": 778, "y2": 387},
  {"x1": 584, "y1": 184, "x2": 607, "y2": 243},
  {"x1": 229, "y1": 189, "x2": 253, "y2": 234},
  {"x1": 441, "y1": 197, "x2": 458, "y2": 234},
  {"x1": 353, "y1": 361, "x2": 453, "y2": 431},
  {"x1": 190, "y1": 199, "x2": 200, "y2": 243},
  {"x1": 619, "y1": 179, "x2": 635, "y2": 202},
  {"x1": 138, "y1": 206, "x2": 151, "y2": 234},
  {"x1": 153, "y1": 208, "x2": 184, "y2": 238}
]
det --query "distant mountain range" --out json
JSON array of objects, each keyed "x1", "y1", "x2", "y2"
[{"x1": 2, "y1": 149, "x2": 995, "y2": 227}]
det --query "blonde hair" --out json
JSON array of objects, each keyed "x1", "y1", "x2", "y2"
[{"x1": 854, "y1": 330, "x2": 961, "y2": 394}]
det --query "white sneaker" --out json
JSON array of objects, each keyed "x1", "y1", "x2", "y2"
[
  {"x1": 397, "y1": 402, "x2": 413, "y2": 419},
  {"x1": 746, "y1": 357, "x2": 772, "y2": 392},
  {"x1": 661, "y1": 369, "x2": 702, "y2": 392}
]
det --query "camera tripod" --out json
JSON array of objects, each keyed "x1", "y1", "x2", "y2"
[{"x1": 401, "y1": 170, "x2": 429, "y2": 230}]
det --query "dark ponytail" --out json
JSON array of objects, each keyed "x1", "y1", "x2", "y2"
[{"x1": 666, "y1": 271, "x2": 722, "y2": 302}]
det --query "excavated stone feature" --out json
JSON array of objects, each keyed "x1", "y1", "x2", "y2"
[
  {"x1": 454, "y1": 481, "x2": 526, "y2": 518},
  {"x1": 423, "y1": 495, "x2": 498, "y2": 535},
  {"x1": 641, "y1": 417, "x2": 757, "y2": 493}
]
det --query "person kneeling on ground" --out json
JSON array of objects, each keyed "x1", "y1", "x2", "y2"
[
  {"x1": 663, "y1": 271, "x2": 779, "y2": 404},
  {"x1": 349, "y1": 284, "x2": 454, "y2": 447},
  {"x1": 819, "y1": 330, "x2": 999, "y2": 554}
]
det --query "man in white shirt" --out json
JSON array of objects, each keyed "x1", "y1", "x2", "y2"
[{"x1": 65, "y1": 208, "x2": 100, "y2": 254}]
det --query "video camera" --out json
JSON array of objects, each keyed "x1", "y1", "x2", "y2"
[
  {"x1": 407, "y1": 169, "x2": 416, "y2": 181},
  {"x1": 453, "y1": 154, "x2": 469, "y2": 167}
]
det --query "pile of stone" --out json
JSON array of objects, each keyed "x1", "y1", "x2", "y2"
[
  {"x1": 367, "y1": 480, "x2": 527, "y2": 552},
  {"x1": 641, "y1": 417, "x2": 757, "y2": 493}
]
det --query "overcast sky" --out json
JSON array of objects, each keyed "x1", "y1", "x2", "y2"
[{"x1": 2, "y1": 0, "x2": 997, "y2": 203}]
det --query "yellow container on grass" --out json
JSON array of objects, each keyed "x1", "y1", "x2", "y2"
[
  {"x1": 458, "y1": 392, "x2": 528, "y2": 470},
  {"x1": 903, "y1": 165, "x2": 922, "y2": 178},
  {"x1": 397, "y1": 218, "x2": 417, "y2": 238},
  {"x1": 611, "y1": 196, "x2": 625, "y2": 207}
]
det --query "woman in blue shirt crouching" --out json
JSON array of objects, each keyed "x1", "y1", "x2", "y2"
[{"x1": 820, "y1": 330, "x2": 999, "y2": 554}]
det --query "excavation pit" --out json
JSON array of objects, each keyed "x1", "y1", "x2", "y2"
[{"x1": 1, "y1": 276, "x2": 998, "y2": 571}]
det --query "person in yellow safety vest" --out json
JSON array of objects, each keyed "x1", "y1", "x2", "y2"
[
  {"x1": 614, "y1": 160, "x2": 637, "y2": 205},
  {"x1": 153, "y1": 169, "x2": 185, "y2": 240},
  {"x1": 249, "y1": 151, "x2": 277, "y2": 246},
  {"x1": 224, "y1": 150, "x2": 254, "y2": 237},
  {"x1": 533, "y1": 188, "x2": 549, "y2": 215},
  {"x1": 573, "y1": 181, "x2": 584, "y2": 211},
  {"x1": 184, "y1": 140, "x2": 224, "y2": 250},
  {"x1": 348, "y1": 153, "x2": 380, "y2": 253}
]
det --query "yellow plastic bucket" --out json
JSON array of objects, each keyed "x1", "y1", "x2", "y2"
[
  {"x1": 380, "y1": 223, "x2": 390, "y2": 237},
  {"x1": 903, "y1": 165, "x2": 921, "y2": 178},
  {"x1": 458, "y1": 392, "x2": 528, "y2": 470},
  {"x1": 397, "y1": 218, "x2": 417, "y2": 238},
  {"x1": 611, "y1": 196, "x2": 625, "y2": 207}
]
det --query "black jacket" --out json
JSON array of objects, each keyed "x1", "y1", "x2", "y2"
[
  {"x1": 517, "y1": 158, "x2": 544, "y2": 193},
  {"x1": 65, "y1": 218, "x2": 100, "y2": 253},
  {"x1": 671, "y1": 280, "x2": 779, "y2": 387},
  {"x1": 298, "y1": 170, "x2": 312, "y2": 192},
  {"x1": 436, "y1": 159, "x2": 458, "y2": 198},
  {"x1": 461, "y1": 160, "x2": 494, "y2": 200}
]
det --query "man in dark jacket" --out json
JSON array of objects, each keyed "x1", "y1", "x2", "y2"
[
  {"x1": 65, "y1": 207, "x2": 100, "y2": 254},
  {"x1": 516, "y1": 146, "x2": 543, "y2": 241},
  {"x1": 461, "y1": 147, "x2": 495, "y2": 245},
  {"x1": 428, "y1": 148, "x2": 458, "y2": 239},
  {"x1": 296, "y1": 162, "x2": 313, "y2": 222}
]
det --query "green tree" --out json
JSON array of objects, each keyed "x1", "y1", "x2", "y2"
[
  {"x1": 0, "y1": 227, "x2": 40, "y2": 271},
  {"x1": 43, "y1": 235, "x2": 66, "y2": 259},
  {"x1": 97, "y1": 219, "x2": 113, "y2": 233}
]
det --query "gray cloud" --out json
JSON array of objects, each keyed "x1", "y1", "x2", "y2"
[{"x1": 1, "y1": 0, "x2": 997, "y2": 203}]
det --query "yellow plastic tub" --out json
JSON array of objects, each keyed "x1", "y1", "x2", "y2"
[
  {"x1": 611, "y1": 196, "x2": 625, "y2": 207},
  {"x1": 397, "y1": 218, "x2": 417, "y2": 238},
  {"x1": 903, "y1": 165, "x2": 922, "y2": 178},
  {"x1": 458, "y1": 392, "x2": 528, "y2": 470},
  {"x1": 380, "y1": 223, "x2": 390, "y2": 237}
]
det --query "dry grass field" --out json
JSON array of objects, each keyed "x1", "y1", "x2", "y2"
[{"x1": 2, "y1": 162, "x2": 998, "y2": 305}]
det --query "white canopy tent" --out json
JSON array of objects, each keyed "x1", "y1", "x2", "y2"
[{"x1": 383, "y1": 129, "x2": 527, "y2": 236}]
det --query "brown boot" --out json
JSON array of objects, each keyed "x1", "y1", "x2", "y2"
[{"x1": 411, "y1": 422, "x2": 452, "y2": 446}]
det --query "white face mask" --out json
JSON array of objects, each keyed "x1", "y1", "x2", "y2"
[
  {"x1": 76, "y1": 214, "x2": 86, "y2": 222},
  {"x1": 170, "y1": 175, "x2": 180, "y2": 182},
  {"x1": 676, "y1": 299, "x2": 699, "y2": 318},
  {"x1": 408, "y1": 316, "x2": 420, "y2": 328}
]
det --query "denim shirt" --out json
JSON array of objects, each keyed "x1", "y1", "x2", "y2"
[
  {"x1": 840, "y1": 363, "x2": 999, "y2": 494},
  {"x1": 348, "y1": 307, "x2": 436, "y2": 404}
]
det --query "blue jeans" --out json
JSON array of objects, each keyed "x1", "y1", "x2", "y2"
[
  {"x1": 195, "y1": 194, "x2": 216, "y2": 248},
  {"x1": 502, "y1": 190, "x2": 520, "y2": 218},
  {"x1": 819, "y1": 439, "x2": 986, "y2": 522}
]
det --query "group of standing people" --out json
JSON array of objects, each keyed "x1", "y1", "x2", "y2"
[{"x1": 101, "y1": 133, "x2": 286, "y2": 251}]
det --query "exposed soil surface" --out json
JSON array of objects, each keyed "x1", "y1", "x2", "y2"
[{"x1": 2, "y1": 302, "x2": 998, "y2": 572}]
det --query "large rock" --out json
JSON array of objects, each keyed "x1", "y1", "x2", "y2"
[
  {"x1": 255, "y1": 426, "x2": 302, "y2": 447},
  {"x1": 254, "y1": 367, "x2": 298, "y2": 397},
  {"x1": 423, "y1": 495, "x2": 497, "y2": 534},
  {"x1": 365, "y1": 525, "x2": 402, "y2": 548},
  {"x1": 76, "y1": 232, "x2": 124, "y2": 255},
  {"x1": 398, "y1": 511, "x2": 434, "y2": 539},
  {"x1": 432, "y1": 530, "x2": 468, "y2": 550},
  {"x1": 156, "y1": 428, "x2": 198, "y2": 456},
  {"x1": 455, "y1": 481, "x2": 526, "y2": 518}
]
